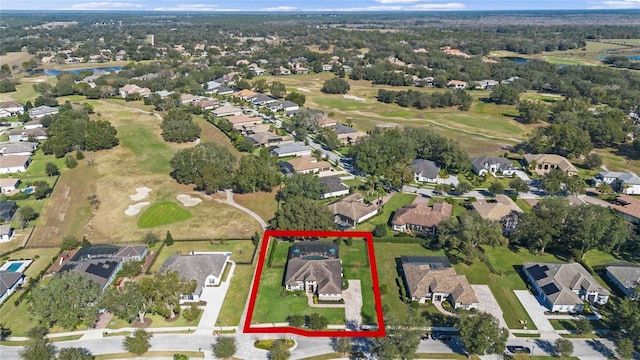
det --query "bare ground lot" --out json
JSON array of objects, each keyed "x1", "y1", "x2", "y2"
[{"x1": 28, "y1": 100, "x2": 261, "y2": 247}]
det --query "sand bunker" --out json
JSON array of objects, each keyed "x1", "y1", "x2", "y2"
[
  {"x1": 125, "y1": 202, "x2": 150, "y2": 216},
  {"x1": 129, "y1": 187, "x2": 152, "y2": 201},
  {"x1": 177, "y1": 194, "x2": 202, "y2": 207},
  {"x1": 296, "y1": 87, "x2": 310, "y2": 92},
  {"x1": 343, "y1": 94, "x2": 365, "y2": 101}
]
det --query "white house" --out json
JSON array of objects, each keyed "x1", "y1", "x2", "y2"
[
  {"x1": 593, "y1": 171, "x2": 640, "y2": 195},
  {"x1": 0, "y1": 156, "x2": 31, "y2": 174},
  {"x1": 0, "y1": 101, "x2": 25, "y2": 118},
  {"x1": 8, "y1": 128, "x2": 47, "y2": 142},
  {"x1": 284, "y1": 242, "x2": 342, "y2": 301},
  {"x1": 28, "y1": 105, "x2": 58, "y2": 119},
  {"x1": 0, "y1": 271, "x2": 24, "y2": 304},
  {"x1": 412, "y1": 159, "x2": 441, "y2": 183},
  {"x1": 271, "y1": 142, "x2": 312, "y2": 158},
  {"x1": 523, "y1": 262, "x2": 610, "y2": 312},
  {"x1": 446, "y1": 80, "x2": 467, "y2": 89},
  {"x1": 158, "y1": 252, "x2": 230, "y2": 302},
  {"x1": 605, "y1": 265, "x2": 640, "y2": 300},
  {"x1": 328, "y1": 193, "x2": 380, "y2": 227},
  {"x1": 0, "y1": 142, "x2": 38, "y2": 156},
  {"x1": 319, "y1": 176, "x2": 350, "y2": 199},
  {"x1": 0, "y1": 225, "x2": 12, "y2": 242},
  {"x1": 23, "y1": 119, "x2": 43, "y2": 130},
  {"x1": 0, "y1": 178, "x2": 20, "y2": 194},
  {"x1": 471, "y1": 156, "x2": 517, "y2": 176}
]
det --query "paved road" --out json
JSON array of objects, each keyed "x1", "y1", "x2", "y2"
[
  {"x1": 219, "y1": 189, "x2": 268, "y2": 229},
  {"x1": 307, "y1": 136, "x2": 342, "y2": 164}
]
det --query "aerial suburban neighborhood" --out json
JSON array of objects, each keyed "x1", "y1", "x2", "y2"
[{"x1": 0, "y1": 5, "x2": 640, "y2": 360}]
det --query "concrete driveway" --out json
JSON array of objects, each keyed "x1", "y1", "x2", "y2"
[
  {"x1": 343, "y1": 279, "x2": 363, "y2": 328},
  {"x1": 513, "y1": 290, "x2": 558, "y2": 339},
  {"x1": 472, "y1": 285, "x2": 509, "y2": 332},
  {"x1": 194, "y1": 261, "x2": 236, "y2": 335}
]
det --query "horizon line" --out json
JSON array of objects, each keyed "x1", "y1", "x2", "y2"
[{"x1": 2, "y1": 9, "x2": 640, "y2": 12}]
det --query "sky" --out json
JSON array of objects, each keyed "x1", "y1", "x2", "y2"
[{"x1": 3, "y1": 0, "x2": 640, "y2": 11}]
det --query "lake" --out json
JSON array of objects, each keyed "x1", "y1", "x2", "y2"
[
  {"x1": 40, "y1": 66, "x2": 123, "y2": 76},
  {"x1": 503, "y1": 57, "x2": 532, "y2": 64}
]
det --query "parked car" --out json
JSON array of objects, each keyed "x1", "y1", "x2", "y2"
[
  {"x1": 506, "y1": 346, "x2": 531, "y2": 354},
  {"x1": 431, "y1": 332, "x2": 453, "y2": 341}
]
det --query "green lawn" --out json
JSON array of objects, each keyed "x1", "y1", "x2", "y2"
[
  {"x1": 117, "y1": 122, "x2": 176, "y2": 174},
  {"x1": 549, "y1": 319, "x2": 606, "y2": 331},
  {"x1": 149, "y1": 240, "x2": 256, "y2": 273},
  {"x1": 251, "y1": 265, "x2": 345, "y2": 324},
  {"x1": 137, "y1": 201, "x2": 192, "y2": 228},
  {"x1": 106, "y1": 311, "x2": 202, "y2": 330},
  {"x1": 356, "y1": 192, "x2": 416, "y2": 231},
  {"x1": 218, "y1": 264, "x2": 255, "y2": 326}
]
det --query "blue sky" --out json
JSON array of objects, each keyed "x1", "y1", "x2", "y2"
[{"x1": 4, "y1": 0, "x2": 640, "y2": 11}]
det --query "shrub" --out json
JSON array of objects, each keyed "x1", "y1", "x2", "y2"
[
  {"x1": 182, "y1": 303, "x2": 202, "y2": 322},
  {"x1": 372, "y1": 224, "x2": 388, "y2": 238},
  {"x1": 65, "y1": 154, "x2": 78, "y2": 169}
]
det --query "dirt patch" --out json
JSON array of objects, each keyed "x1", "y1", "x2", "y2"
[
  {"x1": 343, "y1": 94, "x2": 366, "y2": 102},
  {"x1": 176, "y1": 194, "x2": 202, "y2": 207},
  {"x1": 130, "y1": 186, "x2": 152, "y2": 201},
  {"x1": 125, "y1": 202, "x2": 151, "y2": 216},
  {"x1": 296, "y1": 88, "x2": 310, "y2": 92},
  {"x1": 133, "y1": 317, "x2": 152, "y2": 328}
]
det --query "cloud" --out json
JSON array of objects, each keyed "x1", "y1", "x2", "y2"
[
  {"x1": 261, "y1": 6, "x2": 297, "y2": 11},
  {"x1": 67, "y1": 2, "x2": 142, "y2": 10},
  {"x1": 588, "y1": 0, "x2": 640, "y2": 8},
  {"x1": 374, "y1": 0, "x2": 422, "y2": 3},
  {"x1": 152, "y1": 4, "x2": 242, "y2": 11}
]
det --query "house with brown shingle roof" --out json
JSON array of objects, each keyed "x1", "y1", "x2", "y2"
[
  {"x1": 613, "y1": 194, "x2": 640, "y2": 224},
  {"x1": 285, "y1": 156, "x2": 331, "y2": 175},
  {"x1": 328, "y1": 193, "x2": 380, "y2": 228},
  {"x1": 523, "y1": 262, "x2": 609, "y2": 312},
  {"x1": 400, "y1": 255, "x2": 478, "y2": 310},
  {"x1": 233, "y1": 89, "x2": 258, "y2": 100},
  {"x1": 284, "y1": 241, "x2": 342, "y2": 301},
  {"x1": 391, "y1": 202, "x2": 452, "y2": 235},
  {"x1": 523, "y1": 154, "x2": 578, "y2": 176},
  {"x1": 226, "y1": 115, "x2": 262, "y2": 130},
  {"x1": 472, "y1": 194, "x2": 523, "y2": 234}
]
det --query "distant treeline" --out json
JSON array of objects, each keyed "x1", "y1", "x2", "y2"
[{"x1": 377, "y1": 89, "x2": 473, "y2": 111}]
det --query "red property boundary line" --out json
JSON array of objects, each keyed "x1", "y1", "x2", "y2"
[{"x1": 242, "y1": 229, "x2": 386, "y2": 337}]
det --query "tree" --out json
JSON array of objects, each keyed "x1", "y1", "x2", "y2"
[
  {"x1": 488, "y1": 182, "x2": 505, "y2": 196},
  {"x1": 288, "y1": 314, "x2": 306, "y2": 327},
  {"x1": 161, "y1": 108, "x2": 201, "y2": 143},
  {"x1": 564, "y1": 205, "x2": 629, "y2": 259},
  {"x1": 17, "y1": 206, "x2": 37, "y2": 229},
  {"x1": 489, "y1": 84, "x2": 520, "y2": 105},
  {"x1": 458, "y1": 312, "x2": 508, "y2": 355},
  {"x1": 596, "y1": 182, "x2": 613, "y2": 194},
  {"x1": 277, "y1": 173, "x2": 328, "y2": 202},
  {"x1": 270, "y1": 81, "x2": 286, "y2": 98},
  {"x1": 565, "y1": 175, "x2": 586, "y2": 196},
  {"x1": 574, "y1": 318, "x2": 593, "y2": 335},
  {"x1": 102, "y1": 281, "x2": 148, "y2": 324},
  {"x1": 57, "y1": 347, "x2": 95, "y2": 360},
  {"x1": 271, "y1": 196, "x2": 336, "y2": 230},
  {"x1": 321, "y1": 78, "x2": 350, "y2": 94},
  {"x1": 285, "y1": 92, "x2": 306, "y2": 106},
  {"x1": 65, "y1": 154, "x2": 78, "y2": 169},
  {"x1": 19, "y1": 325, "x2": 55, "y2": 360},
  {"x1": 270, "y1": 339, "x2": 291, "y2": 360},
  {"x1": 123, "y1": 329, "x2": 152, "y2": 355},
  {"x1": 583, "y1": 153, "x2": 603, "y2": 170},
  {"x1": 212, "y1": 336, "x2": 237, "y2": 359},
  {"x1": 165, "y1": 231, "x2": 174, "y2": 246},
  {"x1": 182, "y1": 303, "x2": 202, "y2": 322},
  {"x1": 554, "y1": 338, "x2": 574, "y2": 358},
  {"x1": 317, "y1": 126, "x2": 341, "y2": 150},
  {"x1": 45, "y1": 162, "x2": 59, "y2": 177},
  {"x1": 232, "y1": 152, "x2": 282, "y2": 193},
  {"x1": 615, "y1": 338, "x2": 634, "y2": 360},
  {"x1": 61, "y1": 236, "x2": 80, "y2": 250},
  {"x1": 517, "y1": 100, "x2": 549, "y2": 123},
  {"x1": 541, "y1": 169, "x2": 566, "y2": 195},
  {"x1": 30, "y1": 271, "x2": 101, "y2": 329},
  {"x1": 372, "y1": 314, "x2": 422, "y2": 360},
  {"x1": 453, "y1": 180, "x2": 473, "y2": 195},
  {"x1": 373, "y1": 224, "x2": 388, "y2": 238},
  {"x1": 142, "y1": 232, "x2": 160, "y2": 246},
  {"x1": 0, "y1": 79, "x2": 16, "y2": 93},
  {"x1": 139, "y1": 271, "x2": 196, "y2": 319},
  {"x1": 437, "y1": 211, "x2": 507, "y2": 262},
  {"x1": 308, "y1": 313, "x2": 329, "y2": 330},
  {"x1": 333, "y1": 337, "x2": 352, "y2": 357},
  {"x1": 509, "y1": 177, "x2": 530, "y2": 195},
  {"x1": 514, "y1": 197, "x2": 570, "y2": 255},
  {"x1": 170, "y1": 143, "x2": 237, "y2": 194},
  {"x1": 252, "y1": 78, "x2": 268, "y2": 92}
]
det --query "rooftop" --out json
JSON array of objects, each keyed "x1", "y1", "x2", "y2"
[
  {"x1": 472, "y1": 194, "x2": 523, "y2": 221},
  {"x1": 392, "y1": 202, "x2": 453, "y2": 228}
]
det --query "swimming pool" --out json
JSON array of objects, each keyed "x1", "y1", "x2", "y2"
[
  {"x1": 6, "y1": 262, "x2": 22, "y2": 272},
  {"x1": 23, "y1": 187, "x2": 34, "y2": 194}
]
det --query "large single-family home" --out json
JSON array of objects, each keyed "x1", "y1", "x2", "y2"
[
  {"x1": 251, "y1": 94, "x2": 278, "y2": 106},
  {"x1": 233, "y1": 89, "x2": 258, "y2": 101},
  {"x1": 268, "y1": 100, "x2": 299, "y2": 113},
  {"x1": 0, "y1": 155, "x2": 31, "y2": 174},
  {"x1": 193, "y1": 99, "x2": 218, "y2": 110},
  {"x1": 247, "y1": 132, "x2": 294, "y2": 147},
  {"x1": 203, "y1": 80, "x2": 222, "y2": 94},
  {"x1": 28, "y1": 105, "x2": 58, "y2": 119},
  {"x1": 400, "y1": 256, "x2": 478, "y2": 309},
  {"x1": 180, "y1": 94, "x2": 201, "y2": 104},
  {"x1": 0, "y1": 201, "x2": 17, "y2": 222},
  {"x1": 23, "y1": 119, "x2": 43, "y2": 130},
  {"x1": 0, "y1": 142, "x2": 37, "y2": 156},
  {"x1": 271, "y1": 142, "x2": 312, "y2": 158},
  {"x1": 328, "y1": 193, "x2": 380, "y2": 228},
  {"x1": 226, "y1": 115, "x2": 262, "y2": 131},
  {"x1": 391, "y1": 202, "x2": 453, "y2": 235},
  {"x1": 8, "y1": 128, "x2": 47, "y2": 142},
  {"x1": 319, "y1": 176, "x2": 350, "y2": 199},
  {"x1": 212, "y1": 104, "x2": 243, "y2": 117},
  {"x1": 605, "y1": 265, "x2": 640, "y2": 300},
  {"x1": 523, "y1": 154, "x2": 578, "y2": 176},
  {"x1": 119, "y1": 84, "x2": 151, "y2": 98},
  {"x1": 0, "y1": 225, "x2": 13, "y2": 242},
  {"x1": 277, "y1": 66, "x2": 292, "y2": 75},
  {"x1": 471, "y1": 156, "x2": 517, "y2": 176},
  {"x1": 412, "y1": 159, "x2": 441, "y2": 183},
  {"x1": 522, "y1": 262, "x2": 610, "y2": 312},
  {"x1": 0, "y1": 178, "x2": 20, "y2": 194},
  {"x1": 284, "y1": 241, "x2": 342, "y2": 301},
  {"x1": 614, "y1": 194, "x2": 640, "y2": 224},
  {"x1": 334, "y1": 124, "x2": 367, "y2": 146},
  {"x1": 447, "y1": 80, "x2": 467, "y2": 89},
  {"x1": 318, "y1": 117, "x2": 338, "y2": 128},
  {"x1": 475, "y1": 80, "x2": 499, "y2": 90},
  {"x1": 593, "y1": 171, "x2": 640, "y2": 195},
  {"x1": 0, "y1": 101, "x2": 25, "y2": 118},
  {"x1": 159, "y1": 252, "x2": 230, "y2": 301},
  {"x1": 284, "y1": 156, "x2": 331, "y2": 175},
  {"x1": 472, "y1": 194, "x2": 524, "y2": 234},
  {"x1": 0, "y1": 271, "x2": 25, "y2": 304},
  {"x1": 59, "y1": 244, "x2": 147, "y2": 291}
]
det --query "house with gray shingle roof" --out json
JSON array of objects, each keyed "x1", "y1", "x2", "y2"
[
  {"x1": 28, "y1": 105, "x2": 58, "y2": 119},
  {"x1": 271, "y1": 142, "x2": 312, "y2": 158},
  {"x1": 159, "y1": 252, "x2": 230, "y2": 301},
  {"x1": 0, "y1": 271, "x2": 24, "y2": 304},
  {"x1": 471, "y1": 156, "x2": 517, "y2": 176},
  {"x1": 605, "y1": 265, "x2": 640, "y2": 300},
  {"x1": 412, "y1": 159, "x2": 441, "y2": 183},
  {"x1": 328, "y1": 193, "x2": 379, "y2": 228},
  {"x1": 593, "y1": 171, "x2": 640, "y2": 195},
  {"x1": 523, "y1": 262, "x2": 609, "y2": 312}
]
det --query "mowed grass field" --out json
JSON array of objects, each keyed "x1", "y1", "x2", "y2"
[
  {"x1": 137, "y1": 201, "x2": 192, "y2": 228},
  {"x1": 29, "y1": 99, "x2": 262, "y2": 246}
]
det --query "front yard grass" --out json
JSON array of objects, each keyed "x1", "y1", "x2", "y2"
[
  {"x1": 356, "y1": 192, "x2": 416, "y2": 231},
  {"x1": 106, "y1": 311, "x2": 203, "y2": 330},
  {"x1": 217, "y1": 264, "x2": 255, "y2": 326},
  {"x1": 149, "y1": 240, "x2": 256, "y2": 273},
  {"x1": 549, "y1": 319, "x2": 606, "y2": 331},
  {"x1": 136, "y1": 201, "x2": 192, "y2": 228}
]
